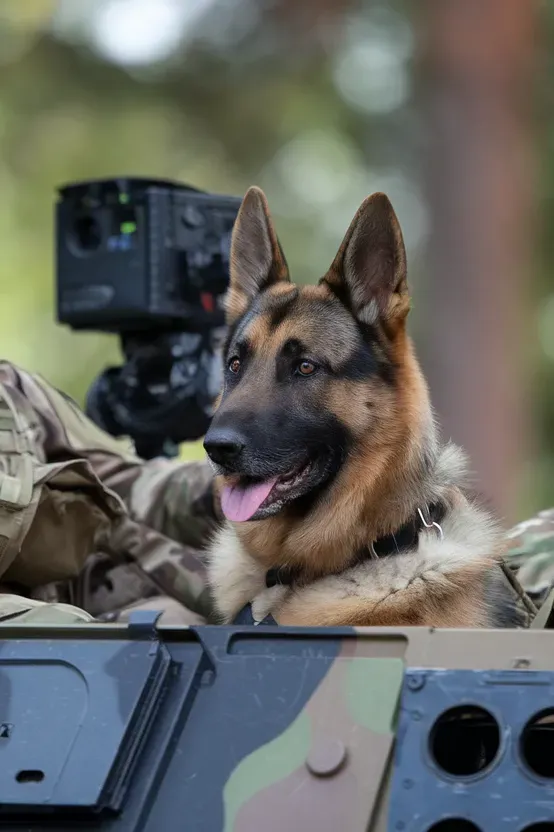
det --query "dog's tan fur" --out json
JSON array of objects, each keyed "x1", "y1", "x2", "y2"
[{"x1": 205, "y1": 186, "x2": 518, "y2": 629}]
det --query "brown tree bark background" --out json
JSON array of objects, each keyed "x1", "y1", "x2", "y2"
[{"x1": 418, "y1": 0, "x2": 539, "y2": 521}]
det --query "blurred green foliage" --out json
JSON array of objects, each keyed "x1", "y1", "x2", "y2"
[{"x1": 1, "y1": 0, "x2": 554, "y2": 500}]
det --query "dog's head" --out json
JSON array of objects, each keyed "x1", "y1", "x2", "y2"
[{"x1": 204, "y1": 186, "x2": 419, "y2": 523}]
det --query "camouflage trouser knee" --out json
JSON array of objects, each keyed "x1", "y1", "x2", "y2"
[
  {"x1": 0, "y1": 594, "x2": 206, "y2": 626},
  {"x1": 96, "y1": 596, "x2": 206, "y2": 625},
  {"x1": 0, "y1": 594, "x2": 95, "y2": 625}
]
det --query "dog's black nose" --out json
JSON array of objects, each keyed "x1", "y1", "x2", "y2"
[{"x1": 204, "y1": 429, "x2": 246, "y2": 468}]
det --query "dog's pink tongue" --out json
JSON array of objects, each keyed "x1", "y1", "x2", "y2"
[{"x1": 221, "y1": 478, "x2": 277, "y2": 522}]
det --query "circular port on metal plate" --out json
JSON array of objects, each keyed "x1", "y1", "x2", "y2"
[{"x1": 429, "y1": 704, "x2": 500, "y2": 777}]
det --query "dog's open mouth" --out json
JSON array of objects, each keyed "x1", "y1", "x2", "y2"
[{"x1": 220, "y1": 458, "x2": 315, "y2": 522}]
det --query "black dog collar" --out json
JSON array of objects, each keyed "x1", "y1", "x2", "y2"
[
  {"x1": 265, "y1": 501, "x2": 446, "y2": 589},
  {"x1": 231, "y1": 501, "x2": 446, "y2": 626}
]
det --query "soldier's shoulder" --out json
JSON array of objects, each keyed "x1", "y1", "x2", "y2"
[
  {"x1": 504, "y1": 508, "x2": 554, "y2": 604},
  {"x1": 505, "y1": 509, "x2": 554, "y2": 554}
]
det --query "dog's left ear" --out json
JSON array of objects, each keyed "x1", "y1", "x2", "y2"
[
  {"x1": 321, "y1": 193, "x2": 409, "y2": 333},
  {"x1": 226, "y1": 186, "x2": 290, "y2": 325}
]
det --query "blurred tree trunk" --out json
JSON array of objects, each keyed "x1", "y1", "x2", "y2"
[
  {"x1": 419, "y1": 0, "x2": 538, "y2": 521},
  {"x1": 272, "y1": 0, "x2": 355, "y2": 47},
  {"x1": 274, "y1": 0, "x2": 353, "y2": 26}
]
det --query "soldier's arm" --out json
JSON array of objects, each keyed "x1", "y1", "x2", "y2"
[
  {"x1": 111, "y1": 456, "x2": 222, "y2": 553},
  {"x1": 0, "y1": 361, "x2": 220, "y2": 623},
  {"x1": 13, "y1": 361, "x2": 222, "y2": 551},
  {"x1": 85, "y1": 455, "x2": 222, "y2": 620}
]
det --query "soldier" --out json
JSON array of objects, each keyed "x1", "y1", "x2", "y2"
[{"x1": 0, "y1": 360, "x2": 221, "y2": 626}]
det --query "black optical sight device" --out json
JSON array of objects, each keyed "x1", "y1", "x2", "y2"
[{"x1": 55, "y1": 177, "x2": 242, "y2": 459}]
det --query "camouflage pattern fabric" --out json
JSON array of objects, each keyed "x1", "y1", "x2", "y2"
[
  {"x1": 0, "y1": 360, "x2": 221, "y2": 626},
  {"x1": 502, "y1": 509, "x2": 554, "y2": 608},
  {"x1": 0, "y1": 593, "x2": 94, "y2": 624}
]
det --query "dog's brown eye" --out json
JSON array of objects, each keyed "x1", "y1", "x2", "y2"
[
  {"x1": 229, "y1": 358, "x2": 241, "y2": 374},
  {"x1": 298, "y1": 361, "x2": 316, "y2": 376}
]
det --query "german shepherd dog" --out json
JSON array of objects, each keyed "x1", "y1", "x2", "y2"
[{"x1": 203, "y1": 186, "x2": 524, "y2": 629}]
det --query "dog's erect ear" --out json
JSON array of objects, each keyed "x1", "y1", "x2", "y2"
[
  {"x1": 226, "y1": 186, "x2": 290, "y2": 325},
  {"x1": 321, "y1": 193, "x2": 409, "y2": 332}
]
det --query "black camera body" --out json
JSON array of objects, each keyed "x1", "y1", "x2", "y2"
[
  {"x1": 56, "y1": 177, "x2": 242, "y2": 459},
  {"x1": 56, "y1": 177, "x2": 240, "y2": 333}
]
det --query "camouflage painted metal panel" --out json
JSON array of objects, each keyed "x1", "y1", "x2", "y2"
[
  {"x1": 222, "y1": 648, "x2": 403, "y2": 832},
  {"x1": 0, "y1": 621, "x2": 553, "y2": 830}
]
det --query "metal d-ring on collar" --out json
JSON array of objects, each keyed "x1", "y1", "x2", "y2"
[
  {"x1": 417, "y1": 506, "x2": 444, "y2": 541},
  {"x1": 369, "y1": 503, "x2": 445, "y2": 559}
]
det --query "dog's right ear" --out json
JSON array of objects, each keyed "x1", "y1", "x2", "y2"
[{"x1": 226, "y1": 186, "x2": 290, "y2": 325}]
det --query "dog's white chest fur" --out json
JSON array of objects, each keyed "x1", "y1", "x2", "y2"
[{"x1": 207, "y1": 524, "x2": 289, "y2": 622}]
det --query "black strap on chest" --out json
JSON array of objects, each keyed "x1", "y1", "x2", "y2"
[{"x1": 231, "y1": 501, "x2": 446, "y2": 626}]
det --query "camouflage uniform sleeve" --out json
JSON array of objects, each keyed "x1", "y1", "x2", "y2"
[
  {"x1": 503, "y1": 509, "x2": 554, "y2": 608},
  {"x1": 0, "y1": 361, "x2": 222, "y2": 623},
  {"x1": 89, "y1": 456, "x2": 222, "y2": 622},
  {"x1": 102, "y1": 456, "x2": 221, "y2": 553},
  {"x1": 18, "y1": 362, "x2": 222, "y2": 553}
]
